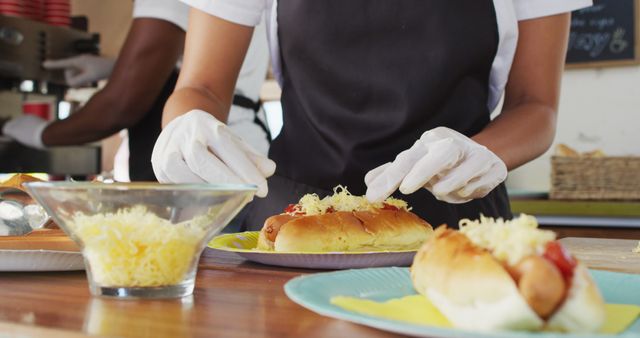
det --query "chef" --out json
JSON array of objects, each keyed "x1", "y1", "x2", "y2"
[
  {"x1": 1, "y1": 0, "x2": 270, "y2": 181},
  {"x1": 152, "y1": 0, "x2": 592, "y2": 228}
]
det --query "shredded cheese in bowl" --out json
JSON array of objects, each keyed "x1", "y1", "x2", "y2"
[
  {"x1": 459, "y1": 214, "x2": 556, "y2": 266},
  {"x1": 68, "y1": 206, "x2": 210, "y2": 287},
  {"x1": 292, "y1": 185, "x2": 409, "y2": 215}
]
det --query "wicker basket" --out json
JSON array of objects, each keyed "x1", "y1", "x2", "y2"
[{"x1": 550, "y1": 156, "x2": 640, "y2": 200}]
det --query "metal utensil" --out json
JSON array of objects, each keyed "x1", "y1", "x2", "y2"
[{"x1": 0, "y1": 188, "x2": 50, "y2": 236}]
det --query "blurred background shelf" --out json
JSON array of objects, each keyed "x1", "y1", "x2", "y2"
[
  {"x1": 509, "y1": 191, "x2": 640, "y2": 232},
  {"x1": 510, "y1": 199, "x2": 640, "y2": 218},
  {"x1": 533, "y1": 215, "x2": 640, "y2": 228}
]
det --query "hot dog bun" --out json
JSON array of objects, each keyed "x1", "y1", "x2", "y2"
[
  {"x1": 261, "y1": 209, "x2": 432, "y2": 252},
  {"x1": 411, "y1": 227, "x2": 544, "y2": 330},
  {"x1": 411, "y1": 216, "x2": 605, "y2": 332},
  {"x1": 257, "y1": 186, "x2": 433, "y2": 252},
  {"x1": 547, "y1": 264, "x2": 606, "y2": 332}
]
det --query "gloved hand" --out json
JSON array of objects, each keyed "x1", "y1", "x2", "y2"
[
  {"x1": 365, "y1": 127, "x2": 507, "y2": 204},
  {"x1": 152, "y1": 110, "x2": 276, "y2": 197},
  {"x1": 43, "y1": 54, "x2": 116, "y2": 88},
  {"x1": 1, "y1": 115, "x2": 49, "y2": 149}
]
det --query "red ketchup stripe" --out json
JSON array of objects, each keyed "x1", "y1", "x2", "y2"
[{"x1": 543, "y1": 241, "x2": 577, "y2": 284}]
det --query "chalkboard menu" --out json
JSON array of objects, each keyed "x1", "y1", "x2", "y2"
[{"x1": 566, "y1": 0, "x2": 640, "y2": 67}]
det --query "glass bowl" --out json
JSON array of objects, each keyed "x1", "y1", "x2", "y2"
[{"x1": 24, "y1": 182, "x2": 256, "y2": 299}]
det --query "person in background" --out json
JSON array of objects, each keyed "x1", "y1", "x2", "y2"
[
  {"x1": 152, "y1": 1, "x2": 592, "y2": 229},
  {"x1": 1, "y1": 0, "x2": 270, "y2": 181}
]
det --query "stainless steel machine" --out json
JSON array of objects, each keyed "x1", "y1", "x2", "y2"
[{"x1": 0, "y1": 15, "x2": 101, "y2": 176}]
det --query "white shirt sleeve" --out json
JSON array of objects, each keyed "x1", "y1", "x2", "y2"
[
  {"x1": 235, "y1": 18, "x2": 270, "y2": 101},
  {"x1": 513, "y1": 0, "x2": 593, "y2": 21},
  {"x1": 133, "y1": 0, "x2": 190, "y2": 31},
  {"x1": 180, "y1": 0, "x2": 267, "y2": 27}
]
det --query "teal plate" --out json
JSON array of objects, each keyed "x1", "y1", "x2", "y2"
[{"x1": 284, "y1": 267, "x2": 640, "y2": 338}]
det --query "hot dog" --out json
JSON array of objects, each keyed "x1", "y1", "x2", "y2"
[
  {"x1": 257, "y1": 186, "x2": 433, "y2": 252},
  {"x1": 508, "y1": 254, "x2": 566, "y2": 318},
  {"x1": 257, "y1": 214, "x2": 298, "y2": 250},
  {"x1": 410, "y1": 215, "x2": 605, "y2": 332}
]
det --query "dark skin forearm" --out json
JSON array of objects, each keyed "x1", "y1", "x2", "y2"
[
  {"x1": 472, "y1": 13, "x2": 570, "y2": 170},
  {"x1": 41, "y1": 18, "x2": 185, "y2": 146}
]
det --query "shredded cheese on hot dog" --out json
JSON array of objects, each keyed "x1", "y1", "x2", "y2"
[
  {"x1": 291, "y1": 185, "x2": 409, "y2": 216},
  {"x1": 459, "y1": 214, "x2": 556, "y2": 266}
]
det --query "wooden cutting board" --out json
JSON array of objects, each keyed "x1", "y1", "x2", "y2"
[
  {"x1": 0, "y1": 229, "x2": 79, "y2": 252},
  {"x1": 559, "y1": 237, "x2": 640, "y2": 274}
]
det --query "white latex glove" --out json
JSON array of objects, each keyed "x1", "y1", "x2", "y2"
[
  {"x1": 365, "y1": 127, "x2": 507, "y2": 204},
  {"x1": 1, "y1": 115, "x2": 49, "y2": 149},
  {"x1": 43, "y1": 54, "x2": 116, "y2": 88},
  {"x1": 152, "y1": 110, "x2": 276, "y2": 197}
]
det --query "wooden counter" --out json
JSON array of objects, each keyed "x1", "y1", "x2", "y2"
[
  {"x1": 0, "y1": 232, "x2": 638, "y2": 338},
  {"x1": 0, "y1": 249, "x2": 403, "y2": 338}
]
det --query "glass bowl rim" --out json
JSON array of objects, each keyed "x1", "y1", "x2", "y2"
[{"x1": 23, "y1": 181, "x2": 258, "y2": 192}]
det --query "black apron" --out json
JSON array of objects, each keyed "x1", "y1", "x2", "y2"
[
  {"x1": 242, "y1": 0, "x2": 512, "y2": 230},
  {"x1": 128, "y1": 71, "x2": 179, "y2": 182}
]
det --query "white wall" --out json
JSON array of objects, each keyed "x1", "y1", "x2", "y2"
[
  {"x1": 70, "y1": 0, "x2": 132, "y2": 58},
  {"x1": 506, "y1": 65, "x2": 640, "y2": 191}
]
